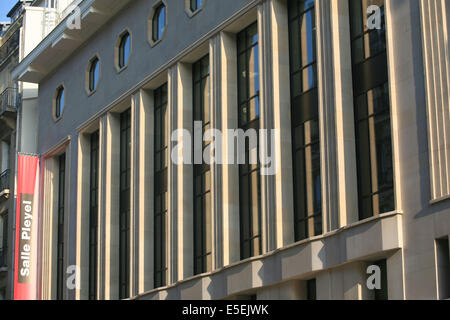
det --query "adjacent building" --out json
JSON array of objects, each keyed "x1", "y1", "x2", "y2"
[
  {"x1": 0, "y1": 0, "x2": 77, "y2": 300},
  {"x1": 6, "y1": 0, "x2": 450, "y2": 300}
]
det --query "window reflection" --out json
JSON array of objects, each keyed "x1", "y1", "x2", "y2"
[
  {"x1": 350, "y1": 0, "x2": 394, "y2": 220},
  {"x1": 237, "y1": 22, "x2": 262, "y2": 260},
  {"x1": 193, "y1": 55, "x2": 212, "y2": 275},
  {"x1": 289, "y1": 0, "x2": 322, "y2": 241}
]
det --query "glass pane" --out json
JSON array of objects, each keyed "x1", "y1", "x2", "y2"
[
  {"x1": 238, "y1": 52, "x2": 247, "y2": 103},
  {"x1": 291, "y1": 72, "x2": 302, "y2": 98},
  {"x1": 248, "y1": 45, "x2": 259, "y2": 98},
  {"x1": 251, "y1": 171, "x2": 260, "y2": 236},
  {"x1": 120, "y1": 33, "x2": 131, "y2": 67},
  {"x1": 350, "y1": 0, "x2": 363, "y2": 37},
  {"x1": 204, "y1": 170, "x2": 211, "y2": 192},
  {"x1": 294, "y1": 124, "x2": 305, "y2": 150},
  {"x1": 300, "y1": 9, "x2": 315, "y2": 67},
  {"x1": 193, "y1": 82, "x2": 201, "y2": 120},
  {"x1": 374, "y1": 114, "x2": 393, "y2": 188},
  {"x1": 163, "y1": 104, "x2": 168, "y2": 147},
  {"x1": 201, "y1": 55, "x2": 209, "y2": 77},
  {"x1": 240, "y1": 175, "x2": 250, "y2": 240},
  {"x1": 158, "y1": 6, "x2": 166, "y2": 39},
  {"x1": 352, "y1": 37, "x2": 365, "y2": 64},
  {"x1": 311, "y1": 142, "x2": 321, "y2": 213},
  {"x1": 57, "y1": 88, "x2": 64, "y2": 117},
  {"x1": 364, "y1": 29, "x2": 386, "y2": 60},
  {"x1": 249, "y1": 97, "x2": 260, "y2": 122},
  {"x1": 202, "y1": 77, "x2": 210, "y2": 122},
  {"x1": 205, "y1": 192, "x2": 212, "y2": 253},
  {"x1": 357, "y1": 120, "x2": 372, "y2": 198},
  {"x1": 302, "y1": 65, "x2": 316, "y2": 93},
  {"x1": 289, "y1": 20, "x2": 301, "y2": 72},
  {"x1": 90, "y1": 59, "x2": 99, "y2": 91},
  {"x1": 247, "y1": 23, "x2": 258, "y2": 47}
]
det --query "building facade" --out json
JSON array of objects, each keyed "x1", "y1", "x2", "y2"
[{"x1": 10, "y1": 0, "x2": 450, "y2": 300}]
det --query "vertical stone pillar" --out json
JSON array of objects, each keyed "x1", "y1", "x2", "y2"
[
  {"x1": 103, "y1": 113, "x2": 120, "y2": 300},
  {"x1": 41, "y1": 157, "x2": 58, "y2": 300},
  {"x1": 97, "y1": 115, "x2": 107, "y2": 299},
  {"x1": 75, "y1": 133, "x2": 91, "y2": 300},
  {"x1": 269, "y1": 0, "x2": 295, "y2": 248},
  {"x1": 210, "y1": 35, "x2": 224, "y2": 269},
  {"x1": 220, "y1": 31, "x2": 240, "y2": 265},
  {"x1": 330, "y1": 0, "x2": 359, "y2": 227},
  {"x1": 419, "y1": 0, "x2": 450, "y2": 202},
  {"x1": 315, "y1": 0, "x2": 339, "y2": 233},
  {"x1": 258, "y1": 0, "x2": 277, "y2": 254},
  {"x1": 176, "y1": 62, "x2": 194, "y2": 280},
  {"x1": 167, "y1": 66, "x2": 179, "y2": 284},
  {"x1": 131, "y1": 89, "x2": 155, "y2": 295}
]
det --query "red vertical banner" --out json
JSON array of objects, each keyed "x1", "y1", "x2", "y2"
[{"x1": 14, "y1": 154, "x2": 40, "y2": 300}]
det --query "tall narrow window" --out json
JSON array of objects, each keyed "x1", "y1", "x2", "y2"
[
  {"x1": 154, "y1": 84, "x2": 168, "y2": 288},
  {"x1": 288, "y1": 0, "x2": 322, "y2": 241},
  {"x1": 237, "y1": 22, "x2": 261, "y2": 260},
  {"x1": 118, "y1": 32, "x2": 131, "y2": 69},
  {"x1": 119, "y1": 109, "x2": 131, "y2": 299},
  {"x1": 56, "y1": 153, "x2": 66, "y2": 300},
  {"x1": 193, "y1": 55, "x2": 212, "y2": 275},
  {"x1": 89, "y1": 57, "x2": 100, "y2": 92},
  {"x1": 89, "y1": 131, "x2": 99, "y2": 300},
  {"x1": 55, "y1": 86, "x2": 65, "y2": 119},
  {"x1": 152, "y1": 4, "x2": 166, "y2": 42},
  {"x1": 349, "y1": 0, "x2": 394, "y2": 220}
]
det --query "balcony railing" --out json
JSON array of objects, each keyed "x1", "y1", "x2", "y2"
[
  {"x1": 0, "y1": 170, "x2": 10, "y2": 193},
  {"x1": 0, "y1": 28, "x2": 19, "y2": 67},
  {"x1": 0, "y1": 88, "x2": 19, "y2": 116}
]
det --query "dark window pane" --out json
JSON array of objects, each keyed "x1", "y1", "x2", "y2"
[
  {"x1": 119, "y1": 109, "x2": 131, "y2": 299},
  {"x1": 56, "y1": 154, "x2": 66, "y2": 300},
  {"x1": 89, "y1": 131, "x2": 99, "y2": 300},
  {"x1": 193, "y1": 55, "x2": 212, "y2": 275},
  {"x1": 154, "y1": 84, "x2": 168, "y2": 287}
]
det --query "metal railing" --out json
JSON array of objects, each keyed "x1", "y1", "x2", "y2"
[
  {"x1": 0, "y1": 88, "x2": 19, "y2": 116},
  {"x1": 0, "y1": 170, "x2": 10, "y2": 193},
  {"x1": 0, "y1": 28, "x2": 19, "y2": 67}
]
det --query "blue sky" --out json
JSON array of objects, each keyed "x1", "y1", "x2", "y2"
[{"x1": 0, "y1": 0, "x2": 18, "y2": 22}]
